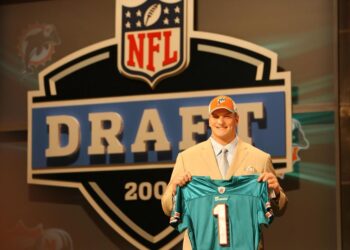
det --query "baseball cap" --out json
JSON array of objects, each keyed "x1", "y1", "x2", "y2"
[{"x1": 208, "y1": 95, "x2": 238, "y2": 114}]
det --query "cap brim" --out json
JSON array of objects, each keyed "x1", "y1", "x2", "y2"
[{"x1": 210, "y1": 107, "x2": 236, "y2": 114}]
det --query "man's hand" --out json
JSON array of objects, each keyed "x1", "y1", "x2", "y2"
[
  {"x1": 171, "y1": 171, "x2": 192, "y2": 196},
  {"x1": 257, "y1": 172, "x2": 281, "y2": 195}
]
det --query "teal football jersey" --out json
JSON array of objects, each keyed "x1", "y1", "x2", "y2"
[{"x1": 170, "y1": 175, "x2": 273, "y2": 250}]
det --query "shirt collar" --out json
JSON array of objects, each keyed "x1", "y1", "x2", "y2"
[{"x1": 210, "y1": 136, "x2": 238, "y2": 156}]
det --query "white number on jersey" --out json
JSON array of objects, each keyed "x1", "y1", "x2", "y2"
[{"x1": 213, "y1": 203, "x2": 229, "y2": 246}]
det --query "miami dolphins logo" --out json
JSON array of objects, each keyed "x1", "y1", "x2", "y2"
[
  {"x1": 18, "y1": 23, "x2": 61, "y2": 73},
  {"x1": 1, "y1": 221, "x2": 73, "y2": 250},
  {"x1": 292, "y1": 118, "x2": 310, "y2": 164}
]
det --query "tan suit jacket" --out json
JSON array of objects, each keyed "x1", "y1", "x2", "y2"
[{"x1": 161, "y1": 138, "x2": 287, "y2": 250}]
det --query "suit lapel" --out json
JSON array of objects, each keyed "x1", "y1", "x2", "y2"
[
  {"x1": 201, "y1": 139, "x2": 222, "y2": 179},
  {"x1": 226, "y1": 138, "x2": 249, "y2": 177}
]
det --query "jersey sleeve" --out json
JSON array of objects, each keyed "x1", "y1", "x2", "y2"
[
  {"x1": 257, "y1": 182, "x2": 274, "y2": 226},
  {"x1": 169, "y1": 186, "x2": 190, "y2": 232}
]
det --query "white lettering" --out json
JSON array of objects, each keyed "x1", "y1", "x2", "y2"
[
  {"x1": 236, "y1": 102, "x2": 264, "y2": 144},
  {"x1": 179, "y1": 106, "x2": 208, "y2": 150},
  {"x1": 88, "y1": 112, "x2": 125, "y2": 155},
  {"x1": 45, "y1": 115, "x2": 80, "y2": 157},
  {"x1": 131, "y1": 109, "x2": 170, "y2": 153}
]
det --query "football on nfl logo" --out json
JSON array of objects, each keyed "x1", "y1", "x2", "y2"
[{"x1": 27, "y1": 0, "x2": 292, "y2": 249}]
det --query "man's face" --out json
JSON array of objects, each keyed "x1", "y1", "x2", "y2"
[{"x1": 209, "y1": 109, "x2": 239, "y2": 145}]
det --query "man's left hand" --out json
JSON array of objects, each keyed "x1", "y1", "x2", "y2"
[{"x1": 257, "y1": 172, "x2": 281, "y2": 195}]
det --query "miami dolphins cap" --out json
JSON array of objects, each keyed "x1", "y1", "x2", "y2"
[{"x1": 208, "y1": 95, "x2": 238, "y2": 114}]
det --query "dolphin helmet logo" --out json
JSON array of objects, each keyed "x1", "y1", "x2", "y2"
[
  {"x1": 292, "y1": 118, "x2": 310, "y2": 163},
  {"x1": 18, "y1": 23, "x2": 61, "y2": 73}
]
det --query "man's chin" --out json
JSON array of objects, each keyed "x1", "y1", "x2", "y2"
[
  {"x1": 213, "y1": 132, "x2": 228, "y2": 138},
  {"x1": 214, "y1": 128, "x2": 228, "y2": 132}
]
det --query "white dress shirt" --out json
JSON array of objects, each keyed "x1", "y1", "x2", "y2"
[{"x1": 210, "y1": 136, "x2": 239, "y2": 175}]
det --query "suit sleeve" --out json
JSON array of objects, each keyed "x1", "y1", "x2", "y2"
[
  {"x1": 161, "y1": 153, "x2": 186, "y2": 216},
  {"x1": 264, "y1": 155, "x2": 288, "y2": 216}
]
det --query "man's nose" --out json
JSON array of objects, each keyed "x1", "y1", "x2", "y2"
[{"x1": 218, "y1": 116, "x2": 225, "y2": 123}]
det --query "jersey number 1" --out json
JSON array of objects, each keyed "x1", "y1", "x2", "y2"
[{"x1": 213, "y1": 203, "x2": 229, "y2": 246}]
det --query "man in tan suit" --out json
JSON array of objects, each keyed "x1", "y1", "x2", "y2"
[{"x1": 161, "y1": 95, "x2": 288, "y2": 250}]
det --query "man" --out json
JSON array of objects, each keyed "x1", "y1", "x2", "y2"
[{"x1": 161, "y1": 95, "x2": 288, "y2": 250}]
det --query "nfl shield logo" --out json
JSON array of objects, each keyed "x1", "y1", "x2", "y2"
[
  {"x1": 218, "y1": 187, "x2": 226, "y2": 194},
  {"x1": 117, "y1": 0, "x2": 188, "y2": 88}
]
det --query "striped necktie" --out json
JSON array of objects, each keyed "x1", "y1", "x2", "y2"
[{"x1": 219, "y1": 148, "x2": 229, "y2": 178}]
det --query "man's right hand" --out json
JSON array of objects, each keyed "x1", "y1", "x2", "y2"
[{"x1": 171, "y1": 171, "x2": 192, "y2": 196}]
